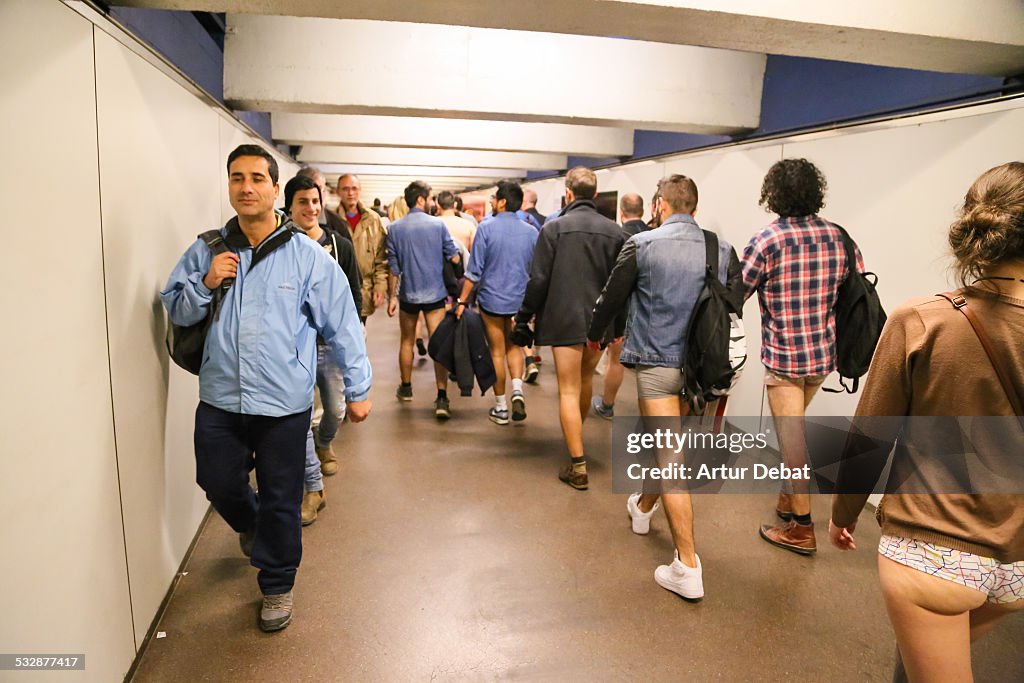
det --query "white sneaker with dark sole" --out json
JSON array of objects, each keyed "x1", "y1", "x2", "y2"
[{"x1": 654, "y1": 552, "x2": 703, "y2": 602}]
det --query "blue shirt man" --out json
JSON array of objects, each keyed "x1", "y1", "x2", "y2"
[
  {"x1": 385, "y1": 180, "x2": 462, "y2": 418},
  {"x1": 457, "y1": 180, "x2": 538, "y2": 426},
  {"x1": 161, "y1": 145, "x2": 372, "y2": 633}
]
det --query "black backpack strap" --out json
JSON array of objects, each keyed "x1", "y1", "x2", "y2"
[
  {"x1": 250, "y1": 227, "x2": 296, "y2": 270},
  {"x1": 832, "y1": 223, "x2": 858, "y2": 277},
  {"x1": 702, "y1": 229, "x2": 720, "y2": 280}
]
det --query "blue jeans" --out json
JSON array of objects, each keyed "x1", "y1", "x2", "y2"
[
  {"x1": 313, "y1": 343, "x2": 346, "y2": 448},
  {"x1": 194, "y1": 402, "x2": 309, "y2": 596},
  {"x1": 303, "y1": 428, "x2": 323, "y2": 492}
]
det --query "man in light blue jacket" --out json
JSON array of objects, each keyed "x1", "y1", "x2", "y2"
[{"x1": 161, "y1": 145, "x2": 372, "y2": 633}]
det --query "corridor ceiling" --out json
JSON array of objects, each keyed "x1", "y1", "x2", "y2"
[{"x1": 114, "y1": 0, "x2": 1024, "y2": 197}]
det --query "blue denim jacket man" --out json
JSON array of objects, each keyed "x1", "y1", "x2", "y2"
[
  {"x1": 386, "y1": 207, "x2": 460, "y2": 305},
  {"x1": 619, "y1": 213, "x2": 735, "y2": 367}
]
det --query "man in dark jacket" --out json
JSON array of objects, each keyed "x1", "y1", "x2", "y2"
[{"x1": 513, "y1": 167, "x2": 625, "y2": 490}]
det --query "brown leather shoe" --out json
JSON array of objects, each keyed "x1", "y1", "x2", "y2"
[
  {"x1": 775, "y1": 492, "x2": 793, "y2": 522},
  {"x1": 759, "y1": 520, "x2": 816, "y2": 555},
  {"x1": 300, "y1": 490, "x2": 326, "y2": 526},
  {"x1": 316, "y1": 444, "x2": 338, "y2": 476},
  {"x1": 558, "y1": 464, "x2": 588, "y2": 490}
]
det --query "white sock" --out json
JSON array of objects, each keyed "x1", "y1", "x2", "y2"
[
  {"x1": 512, "y1": 378, "x2": 524, "y2": 393},
  {"x1": 495, "y1": 395, "x2": 508, "y2": 410}
]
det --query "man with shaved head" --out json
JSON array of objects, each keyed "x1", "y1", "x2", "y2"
[
  {"x1": 521, "y1": 188, "x2": 546, "y2": 229},
  {"x1": 592, "y1": 191, "x2": 649, "y2": 420},
  {"x1": 337, "y1": 173, "x2": 389, "y2": 322}
]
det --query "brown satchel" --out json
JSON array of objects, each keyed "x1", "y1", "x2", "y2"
[{"x1": 937, "y1": 290, "x2": 1024, "y2": 416}]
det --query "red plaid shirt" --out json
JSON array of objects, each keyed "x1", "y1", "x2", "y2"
[{"x1": 741, "y1": 215, "x2": 864, "y2": 377}]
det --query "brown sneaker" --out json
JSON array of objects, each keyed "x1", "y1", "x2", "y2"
[
  {"x1": 759, "y1": 520, "x2": 816, "y2": 555},
  {"x1": 775, "y1": 492, "x2": 793, "y2": 522},
  {"x1": 316, "y1": 443, "x2": 338, "y2": 476},
  {"x1": 300, "y1": 490, "x2": 326, "y2": 526},
  {"x1": 558, "y1": 464, "x2": 588, "y2": 490}
]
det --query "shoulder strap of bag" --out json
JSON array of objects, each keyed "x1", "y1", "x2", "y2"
[
  {"x1": 937, "y1": 291, "x2": 1024, "y2": 415},
  {"x1": 702, "y1": 229, "x2": 719, "y2": 281},
  {"x1": 831, "y1": 223, "x2": 858, "y2": 277}
]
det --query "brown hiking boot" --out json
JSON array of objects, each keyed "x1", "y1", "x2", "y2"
[
  {"x1": 558, "y1": 464, "x2": 588, "y2": 490},
  {"x1": 300, "y1": 490, "x2": 326, "y2": 526},
  {"x1": 316, "y1": 443, "x2": 338, "y2": 476},
  {"x1": 759, "y1": 520, "x2": 816, "y2": 555},
  {"x1": 775, "y1": 492, "x2": 793, "y2": 522}
]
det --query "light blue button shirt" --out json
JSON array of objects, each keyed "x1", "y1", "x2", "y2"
[
  {"x1": 161, "y1": 222, "x2": 372, "y2": 416},
  {"x1": 466, "y1": 212, "x2": 539, "y2": 315},
  {"x1": 386, "y1": 208, "x2": 460, "y2": 304}
]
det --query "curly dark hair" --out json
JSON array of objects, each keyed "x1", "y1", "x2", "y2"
[{"x1": 759, "y1": 158, "x2": 827, "y2": 217}]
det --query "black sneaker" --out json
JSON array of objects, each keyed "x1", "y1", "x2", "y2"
[
  {"x1": 396, "y1": 384, "x2": 413, "y2": 401},
  {"x1": 434, "y1": 396, "x2": 451, "y2": 420},
  {"x1": 511, "y1": 391, "x2": 527, "y2": 421},
  {"x1": 416, "y1": 337, "x2": 427, "y2": 357}
]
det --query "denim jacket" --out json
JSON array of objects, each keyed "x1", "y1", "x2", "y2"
[
  {"x1": 588, "y1": 213, "x2": 739, "y2": 368},
  {"x1": 161, "y1": 216, "x2": 372, "y2": 416},
  {"x1": 386, "y1": 208, "x2": 460, "y2": 304}
]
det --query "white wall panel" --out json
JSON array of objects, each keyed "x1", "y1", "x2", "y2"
[
  {"x1": 783, "y1": 106, "x2": 1024, "y2": 416},
  {"x1": 0, "y1": 1, "x2": 136, "y2": 681},
  {"x1": 93, "y1": 28, "x2": 223, "y2": 646}
]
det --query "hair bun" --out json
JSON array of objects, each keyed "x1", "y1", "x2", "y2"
[{"x1": 962, "y1": 203, "x2": 1014, "y2": 233}]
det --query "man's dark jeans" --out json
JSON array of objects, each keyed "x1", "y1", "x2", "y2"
[{"x1": 194, "y1": 402, "x2": 310, "y2": 595}]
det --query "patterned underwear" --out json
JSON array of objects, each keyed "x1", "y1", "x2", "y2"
[{"x1": 879, "y1": 535, "x2": 1024, "y2": 604}]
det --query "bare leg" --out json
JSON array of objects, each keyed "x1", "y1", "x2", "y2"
[
  {"x1": 765, "y1": 380, "x2": 820, "y2": 516},
  {"x1": 422, "y1": 307, "x2": 448, "y2": 391},
  {"x1": 397, "y1": 310, "x2": 418, "y2": 384},
  {"x1": 504, "y1": 318, "x2": 524, "y2": 383},
  {"x1": 602, "y1": 341, "x2": 625, "y2": 407},
  {"x1": 640, "y1": 395, "x2": 696, "y2": 567},
  {"x1": 578, "y1": 344, "x2": 603, "y2": 421},
  {"x1": 481, "y1": 312, "x2": 508, "y2": 397},
  {"x1": 552, "y1": 346, "x2": 585, "y2": 457}
]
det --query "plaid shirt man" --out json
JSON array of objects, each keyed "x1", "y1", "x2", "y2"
[{"x1": 741, "y1": 215, "x2": 864, "y2": 377}]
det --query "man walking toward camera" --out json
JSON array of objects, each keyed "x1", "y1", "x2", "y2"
[{"x1": 162, "y1": 145, "x2": 372, "y2": 632}]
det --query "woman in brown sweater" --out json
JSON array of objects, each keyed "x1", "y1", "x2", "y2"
[{"x1": 829, "y1": 162, "x2": 1024, "y2": 682}]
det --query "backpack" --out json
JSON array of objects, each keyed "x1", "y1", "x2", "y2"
[
  {"x1": 682, "y1": 230, "x2": 747, "y2": 414},
  {"x1": 166, "y1": 224, "x2": 296, "y2": 375},
  {"x1": 823, "y1": 225, "x2": 886, "y2": 394}
]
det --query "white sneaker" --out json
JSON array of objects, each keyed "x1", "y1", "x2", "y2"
[
  {"x1": 627, "y1": 493, "x2": 660, "y2": 535},
  {"x1": 654, "y1": 552, "x2": 703, "y2": 602}
]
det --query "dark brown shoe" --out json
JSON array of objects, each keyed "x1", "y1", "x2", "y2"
[
  {"x1": 558, "y1": 465, "x2": 588, "y2": 490},
  {"x1": 759, "y1": 520, "x2": 816, "y2": 555},
  {"x1": 775, "y1": 492, "x2": 793, "y2": 522}
]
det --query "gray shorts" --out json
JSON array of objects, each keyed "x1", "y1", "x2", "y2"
[{"x1": 635, "y1": 365, "x2": 685, "y2": 400}]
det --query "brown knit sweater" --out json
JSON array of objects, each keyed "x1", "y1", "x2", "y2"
[{"x1": 831, "y1": 288, "x2": 1024, "y2": 562}]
